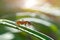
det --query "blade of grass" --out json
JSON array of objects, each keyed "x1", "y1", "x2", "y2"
[{"x1": 0, "y1": 19, "x2": 54, "y2": 40}]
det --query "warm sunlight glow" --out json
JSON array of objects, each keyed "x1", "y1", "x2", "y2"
[{"x1": 24, "y1": 0, "x2": 38, "y2": 8}]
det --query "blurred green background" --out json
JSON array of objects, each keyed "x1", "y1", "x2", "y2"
[{"x1": 0, "y1": 0, "x2": 60, "y2": 40}]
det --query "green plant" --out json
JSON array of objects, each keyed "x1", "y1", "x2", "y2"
[{"x1": 0, "y1": 19, "x2": 54, "y2": 40}]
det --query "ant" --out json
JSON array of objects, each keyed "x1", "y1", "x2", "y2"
[{"x1": 16, "y1": 20, "x2": 31, "y2": 26}]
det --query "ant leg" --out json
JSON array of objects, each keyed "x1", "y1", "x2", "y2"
[
  {"x1": 24, "y1": 23, "x2": 27, "y2": 26},
  {"x1": 28, "y1": 22, "x2": 31, "y2": 26}
]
